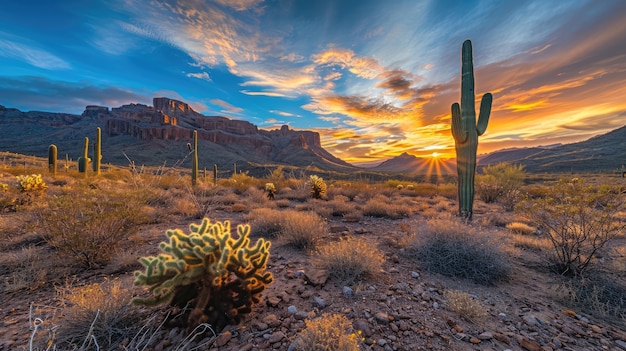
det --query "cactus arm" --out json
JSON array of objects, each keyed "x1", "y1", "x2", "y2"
[
  {"x1": 460, "y1": 40, "x2": 475, "y2": 117},
  {"x1": 192, "y1": 130, "x2": 198, "y2": 186},
  {"x1": 450, "y1": 102, "x2": 468, "y2": 144},
  {"x1": 476, "y1": 93, "x2": 492, "y2": 136}
]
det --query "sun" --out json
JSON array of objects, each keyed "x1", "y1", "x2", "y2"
[{"x1": 431, "y1": 152, "x2": 439, "y2": 158}]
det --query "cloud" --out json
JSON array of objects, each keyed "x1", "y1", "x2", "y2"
[
  {"x1": 312, "y1": 47, "x2": 384, "y2": 79},
  {"x1": 269, "y1": 110, "x2": 300, "y2": 117},
  {"x1": 209, "y1": 99, "x2": 243, "y2": 113},
  {"x1": 0, "y1": 36, "x2": 70, "y2": 70},
  {"x1": 240, "y1": 90, "x2": 293, "y2": 98},
  {"x1": 186, "y1": 72, "x2": 211, "y2": 81},
  {"x1": 213, "y1": 0, "x2": 263, "y2": 11},
  {"x1": 0, "y1": 76, "x2": 150, "y2": 113}
]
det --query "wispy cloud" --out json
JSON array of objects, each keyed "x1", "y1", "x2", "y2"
[
  {"x1": 186, "y1": 72, "x2": 211, "y2": 81},
  {"x1": 0, "y1": 36, "x2": 70, "y2": 70},
  {"x1": 209, "y1": 99, "x2": 243, "y2": 114}
]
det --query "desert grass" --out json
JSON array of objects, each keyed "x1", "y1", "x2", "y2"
[
  {"x1": 291, "y1": 313, "x2": 360, "y2": 351},
  {"x1": 316, "y1": 236, "x2": 384, "y2": 284},
  {"x1": 1, "y1": 246, "x2": 49, "y2": 292},
  {"x1": 444, "y1": 290, "x2": 488, "y2": 323},
  {"x1": 408, "y1": 218, "x2": 510, "y2": 285},
  {"x1": 506, "y1": 221, "x2": 537, "y2": 235},
  {"x1": 278, "y1": 210, "x2": 327, "y2": 251},
  {"x1": 362, "y1": 195, "x2": 411, "y2": 219},
  {"x1": 245, "y1": 208, "x2": 285, "y2": 238},
  {"x1": 511, "y1": 234, "x2": 552, "y2": 252}
]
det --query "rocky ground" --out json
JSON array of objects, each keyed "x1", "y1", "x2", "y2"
[{"x1": 2, "y1": 207, "x2": 626, "y2": 351}]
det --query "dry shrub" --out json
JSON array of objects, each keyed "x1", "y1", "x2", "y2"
[
  {"x1": 35, "y1": 190, "x2": 140, "y2": 268},
  {"x1": 317, "y1": 236, "x2": 384, "y2": 284},
  {"x1": 342, "y1": 211, "x2": 363, "y2": 223},
  {"x1": 553, "y1": 276, "x2": 626, "y2": 325},
  {"x1": 444, "y1": 290, "x2": 488, "y2": 323},
  {"x1": 362, "y1": 195, "x2": 410, "y2": 219},
  {"x1": 279, "y1": 210, "x2": 326, "y2": 251},
  {"x1": 506, "y1": 222, "x2": 536, "y2": 235},
  {"x1": 292, "y1": 313, "x2": 360, "y2": 351},
  {"x1": 328, "y1": 195, "x2": 356, "y2": 217},
  {"x1": 228, "y1": 172, "x2": 262, "y2": 194},
  {"x1": 409, "y1": 219, "x2": 510, "y2": 285},
  {"x1": 246, "y1": 208, "x2": 284, "y2": 238},
  {"x1": 53, "y1": 279, "x2": 143, "y2": 349},
  {"x1": 229, "y1": 202, "x2": 248, "y2": 212},
  {"x1": 275, "y1": 198, "x2": 291, "y2": 208},
  {"x1": 1, "y1": 246, "x2": 48, "y2": 292}
]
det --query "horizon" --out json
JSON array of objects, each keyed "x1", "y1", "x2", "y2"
[{"x1": 1, "y1": 0, "x2": 625, "y2": 163}]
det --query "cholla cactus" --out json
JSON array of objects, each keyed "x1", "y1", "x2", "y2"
[
  {"x1": 0, "y1": 183, "x2": 8, "y2": 191},
  {"x1": 133, "y1": 218, "x2": 273, "y2": 331},
  {"x1": 397, "y1": 184, "x2": 404, "y2": 190},
  {"x1": 265, "y1": 182, "x2": 277, "y2": 200},
  {"x1": 16, "y1": 174, "x2": 48, "y2": 193},
  {"x1": 309, "y1": 175, "x2": 327, "y2": 199}
]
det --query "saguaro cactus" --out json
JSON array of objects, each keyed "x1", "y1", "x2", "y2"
[
  {"x1": 78, "y1": 137, "x2": 89, "y2": 174},
  {"x1": 191, "y1": 130, "x2": 198, "y2": 186},
  {"x1": 450, "y1": 40, "x2": 493, "y2": 220},
  {"x1": 213, "y1": 164, "x2": 218, "y2": 186},
  {"x1": 48, "y1": 144, "x2": 57, "y2": 177},
  {"x1": 93, "y1": 127, "x2": 102, "y2": 175}
]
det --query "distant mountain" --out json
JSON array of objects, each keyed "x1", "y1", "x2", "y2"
[
  {"x1": 0, "y1": 97, "x2": 355, "y2": 174},
  {"x1": 479, "y1": 125, "x2": 626, "y2": 173},
  {"x1": 369, "y1": 152, "x2": 457, "y2": 174}
]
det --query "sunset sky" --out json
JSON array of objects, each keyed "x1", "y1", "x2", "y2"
[{"x1": 1, "y1": 0, "x2": 625, "y2": 165}]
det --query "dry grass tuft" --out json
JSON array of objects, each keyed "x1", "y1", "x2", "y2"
[
  {"x1": 362, "y1": 195, "x2": 410, "y2": 219},
  {"x1": 317, "y1": 236, "x2": 384, "y2": 284},
  {"x1": 506, "y1": 222, "x2": 536, "y2": 235},
  {"x1": 246, "y1": 208, "x2": 284, "y2": 238},
  {"x1": 279, "y1": 210, "x2": 327, "y2": 251},
  {"x1": 292, "y1": 313, "x2": 360, "y2": 351},
  {"x1": 444, "y1": 290, "x2": 488, "y2": 323}
]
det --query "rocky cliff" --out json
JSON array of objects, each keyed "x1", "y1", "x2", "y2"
[{"x1": 0, "y1": 97, "x2": 354, "y2": 171}]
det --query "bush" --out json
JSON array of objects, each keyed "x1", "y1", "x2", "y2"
[
  {"x1": 410, "y1": 219, "x2": 510, "y2": 285},
  {"x1": 444, "y1": 289, "x2": 488, "y2": 323},
  {"x1": 517, "y1": 178, "x2": 625, "y2": 276},
  {"x1": 16, "y1": 173, "x2": 48, "y2": 193},
  {"x1": 246, "y1": 208, "x2": 285, "y2": 238},
  {"x1": 554, "y1": 275, "x2": 626, "y2": 325},
  {"x1": 36, "y1": 191, "x2": 138, "y2": 268},
  {"x1": 133, "y1": 218, "x2": 273, "y2": 332},
  {"x1": 317, "y1": 236, "x2": 384, "y2": 284},
  {"x1": 362, "y1": 195, "x2": 409, "y2": 219},
  {"x1": 292, "y1": 313, "x2": 360, "y2": 351},
  {"x1": 506, "y1": 222, "x2": 536, "y2": 235},
  {"x1": 476, "y1": 163, "x2": 525, "y2": 208},
  {"x1": 279, "y1": 210, "x2": 327, "y2": 251}
]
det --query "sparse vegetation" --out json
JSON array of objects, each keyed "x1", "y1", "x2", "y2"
[
  {"x1": 317, "y1": 236, "x2": 384, "y2": 284},
  {"x1": 444, "y1": 289, "x2": 488, "y2": 323},
  {"x1": 409, "y1": 218, "x2": 510, "y2": 285},
  {"x1": 476, "y1": 162, "x2": 526, "y2": 210},
  {"x1": 309, "y1": 174, "x2": 327, "y2": 199},
  {"x1": 278, "y1": 210, "x2": 327, "y2": 251},
  {"x1": 517, "y1": 178, "x2": 626, "y2": 276},
  {"x1": 292, "y1": 313, "x2": 360, "y2": 351}
]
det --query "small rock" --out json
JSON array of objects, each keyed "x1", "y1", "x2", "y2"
[
  {"x1": 411, "y1": 271, "x2": 420, "y2": 278},
  {"x1": 268, "y1": 331, "x2": 285, "y2": 344},
  {"x1": 551, "y1": 338, "x2": 562, "y2": 348},
  {"x1": 294, "y1": 311, "x2": 309, "y2": 320},
  {"x1": 314, "y1": 296, "x2": 326, "y2": 308},
  {"x1": 433, "y1": 302, "x2": 439, "y2": 309},
  {"x1": 266, "y1": 296, "x2": 281, "y2": 307},
  {"x1": 520, "y1": 337, "x2": 542, "y2": 351},
  {"x1": 304, "y1": 268, "x2": 329, "y2": 287},
  {"x1": 253, "y1": 321, "x2": 269, "y2": 330},
  {"x1": 342, "y1": 286, "x2": 353, "y2": 298},
  {"x1": 294, "y1": 269, "x2": 305, "y2": 277},
  {"x1": 377, "y1": 338, "x2": 387, "y2": 346},
  {"x1": 616, "y1": 340, "x2": 626, "y2": 350},
  {"x1": 262, "y1": 314, "x2": 282, "y2": 328},
  {"x1": 494, "y1": 333, "x2": 511, "y2": 345},
  {"x1": 590, "y1": 324, "x2": 602, "y2": 334},
  {"x1": 287, "y1": 305, "x2": 298, "y2": 314},
  {"x1": 478, "y1": 331, "x2": 494, "y2": 340},
  {"x1": 469, "y1": 337, "x2": 481, "y2": 344},
  {"x1": 374, "y1": 311, "x2": 391, "y2": 324},
  {"x1": 214, "y1": 331, "x2": 232, "y2": 347},
  {"x1": 353, "y1": 319, "x2": 373, "y2": 337}
]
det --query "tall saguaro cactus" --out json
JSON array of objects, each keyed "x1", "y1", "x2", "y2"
[
  {"x1": 451, "y1": 40, "x2": 493, "y2": 220},
  {"x1": 192, "y1": 130, "x2": 199, "y2": 186},
  {"x1": 48, "y1": 144, "x2": 57, "y2": 177},
  {"x1": 78, "y1": 137, "x2": 89, "y2": 174},
  {"x1": 93, "y1": 127, "x2": 102, "y2": 175}
]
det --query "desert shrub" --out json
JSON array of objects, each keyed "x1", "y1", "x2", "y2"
[
  {"x1": 554, "y1": 275, "x2": 626, "y2": 325},
  {"x1": 309, "y1": 175, "x2": 327, "y2": 199},
  {"x1": 328, "y1": 195, "x2": 357, "y2": 217},
  {"x1": 362, "y1": 195, "x2": 410, "y2": 219},
  {"x1": 134, "y1": 218, "x2": 273, "y2": 332},
  {"x1": 279, "y1": 210, "x2": 327, "y2": 251},
  {"x1": 476, "y1": 163, "x2": 525, "y2": 208},
  {"x1": 52, "y1": 279, "x2": 143, "y2": 349},
  {"x1": 246, "y1": 208, "x2": 285, "y2": 238},
  {"x1": 1, "y1": 246, "x2": 48, "y2": 292},
  {"x1": 292, "y1": 313, "x2": 360, "y2": 351},
  {"x1": 35, "y1": 191, "x2": 138, "y2": 268},
  {"x1": 506, "y1": 221, "x2": 536, "y2": 235},
  {"x1": 444, "y1": 289, "x2": 488, "y2": 323},
  {"x1": 243, "y1": 186, "x2": 274, "y2": 209},
  {"x1": 265, "y1": 182, "x2": 277, "y2": 199},
  {"x1": 317, "y1": 236, "x2": 384, "y2": 284},
  {"x1": 228, "y1": 171, "x2": 262, "y2": 194},
  {"x1": 342, "y1": 211, "x2": 363, "y2": 223},
  {"x1": 517, "y1": 178, "x2": 625, "y2": 276},
  {"x1": 409, "y1": 219, "x2": 510, "y2": 285},
  {"x1": 511, "y1": 234, "x2": 551, "y2": 251}
]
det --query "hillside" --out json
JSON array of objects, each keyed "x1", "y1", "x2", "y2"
[{"x1": 0, "y1": 98, "x2": 355, "y2": 175}]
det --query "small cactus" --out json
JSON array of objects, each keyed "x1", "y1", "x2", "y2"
[
  {"x1": 16, "y1": 174, "x2": 47, "y2": 193},
  {"x1": 309, "y1": 175, "x2": 327, "y2": 199},
  {"x1": 265, "y1": 182, "x2": 276, "y2": 200},
  {"x1": 78, "y1": 137, "x2": 90, "y2": 174},
  {"x1": 93, "y1": 127, "x2": 102, "y2": 175},
  {"x1": 133, "y1": 218, "x2": 273, "y2": 332},
  {"x1": 191, "y1": 130, "x2": 198, "y2": 186},
  {"x1": 48, "y1": 144, "x2": 57, "y2": 177},
  {"x1": 213, "y1": 164, "x2": 218, "y2": 186}
]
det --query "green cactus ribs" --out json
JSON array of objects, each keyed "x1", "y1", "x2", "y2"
[
  {"x1": 450, "y1": 40, "x2": 492, "y2": 220},
  {"x1": 133, "y1": 218, "x2": 273, "y2": 332}
]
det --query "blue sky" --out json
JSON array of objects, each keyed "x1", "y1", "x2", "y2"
[{"x1": 1, "y1": 0, "x2": 625, "y2": 164}]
